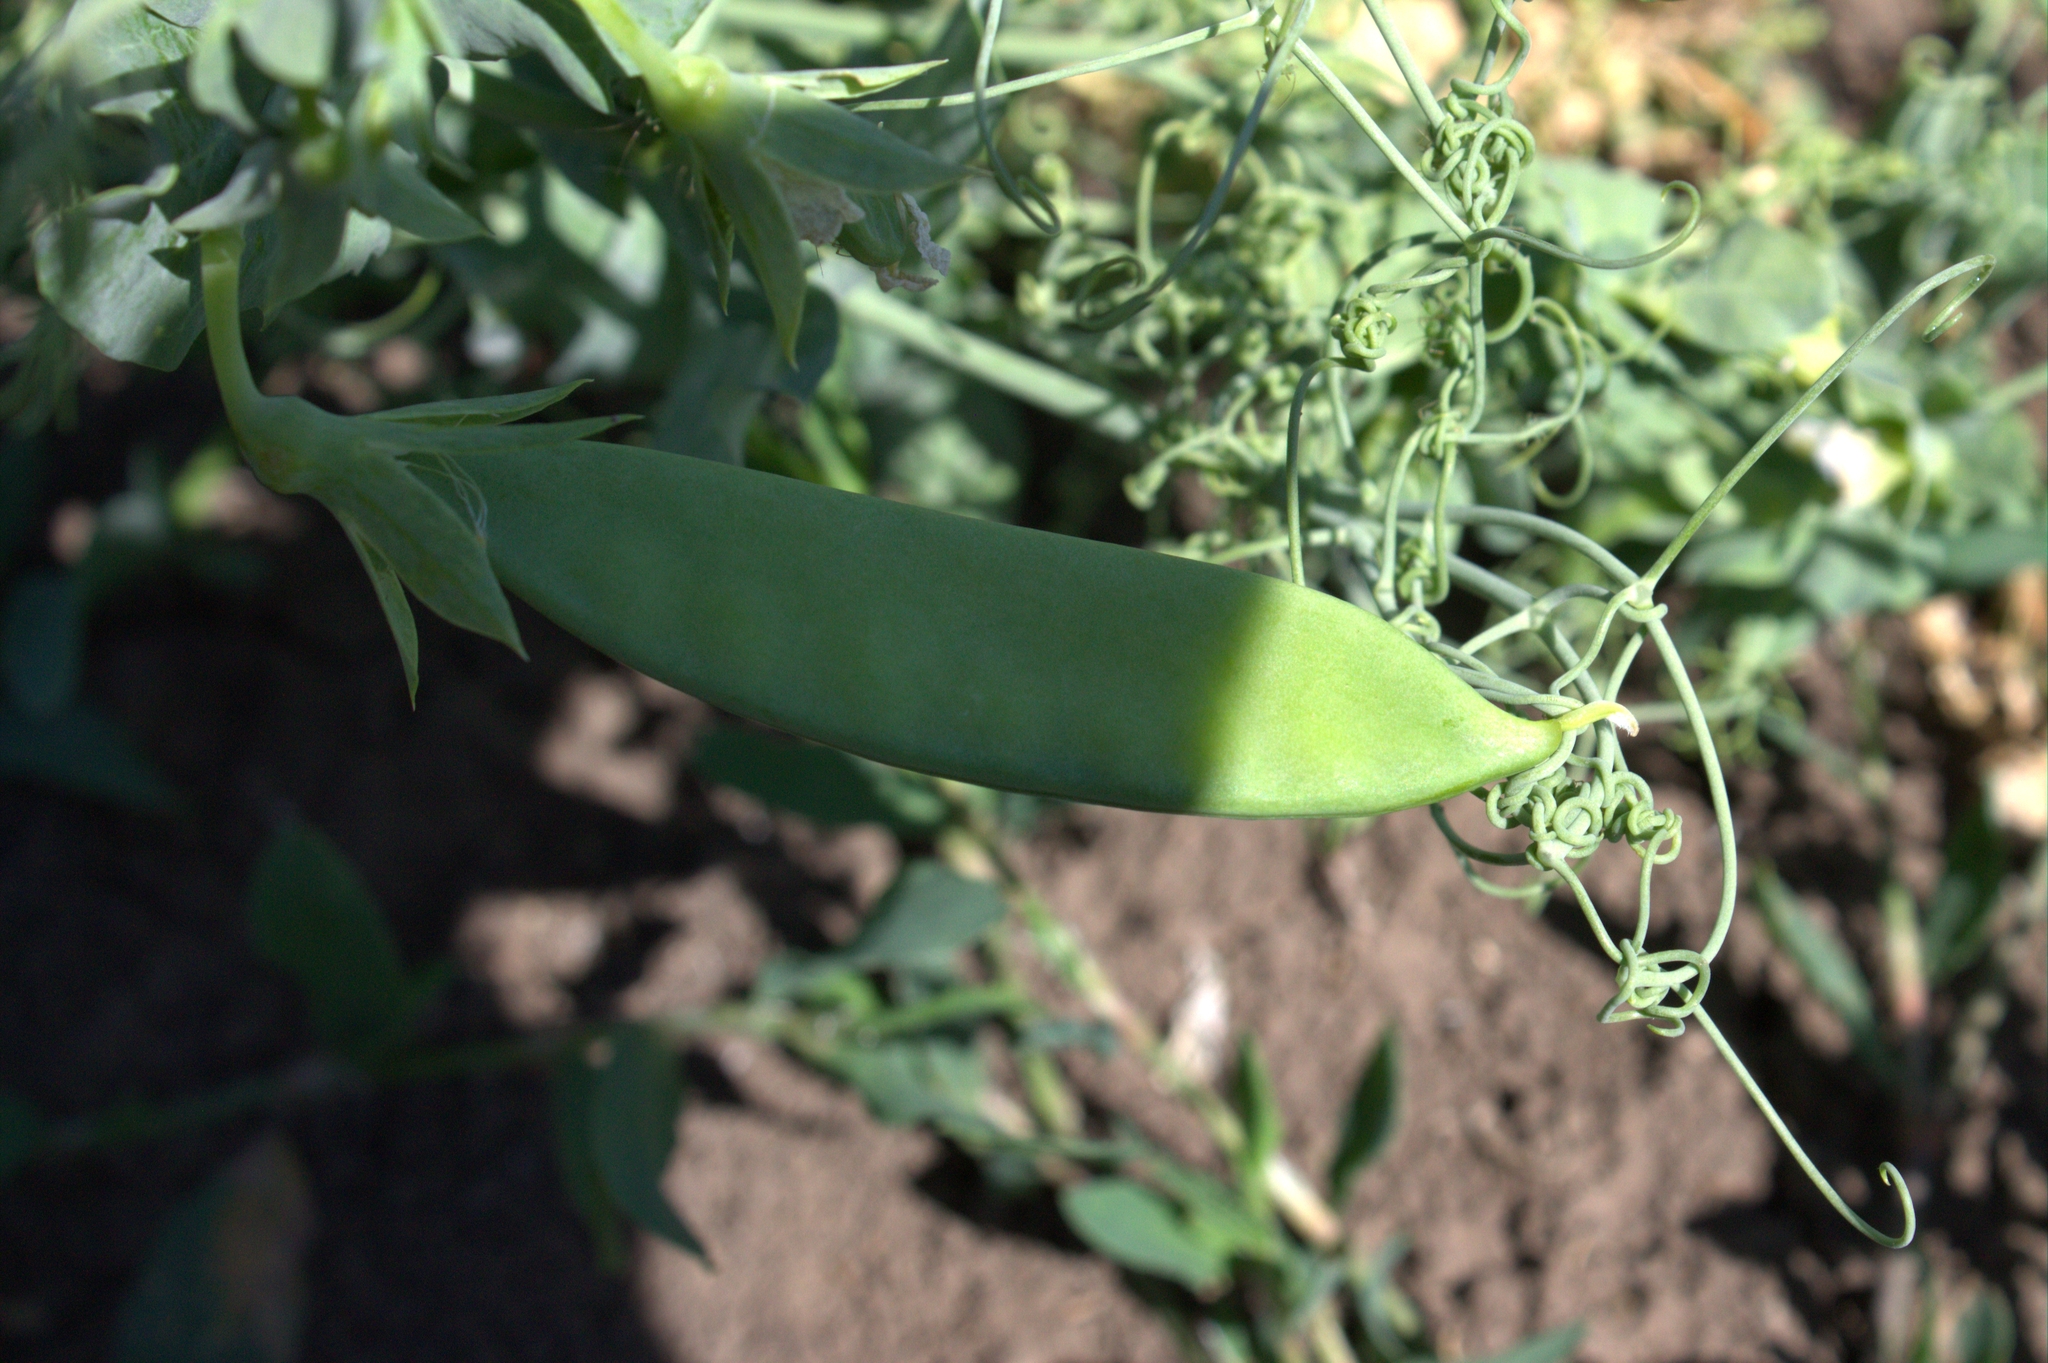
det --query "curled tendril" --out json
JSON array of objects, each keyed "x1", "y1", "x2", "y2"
[
  {"x1": 1074, "y1": 0, "x2": 1318, "y2": 331},
  {"x1": 1425, "y1": 91, "x2": 1534, "y2": 229},
  {"x1": 972, "y1": 0, "x2": 1061, "y2": 236},
  {"x1": 1470, "y1": 179, "x2": 1703, "y2": 270},
  {"x1": 1598, "y1": 940, "x2": 1709, "y2": 1037},
  {"x1": 1330, "y1": 294, "x2": 1397, "y2": 370}
]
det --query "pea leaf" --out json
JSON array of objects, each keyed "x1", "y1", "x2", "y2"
[
  {"x1": 1936, "y1": 521, "x2": 2047, "y2": 588},
  {"x1": 232, "y1": 0, "x2": 334, "y2": 89},
  {"x1": 763, "y1": 60, "x2": 951, "y2": 100},
  {"x1": 2, "y1": 569, "x2": 84, "y2": 719},
  {"x1": 31, "y1": 203, "x2": 203, "y2": 369},
  {"x1": 170, "y1": 141, "x2": 284, "y2": 234},
  {"x1": 548, "y1": 1052, "x2": 629, "y2": 1272},
  {"x1": 829, "y1": 1036, "x2": 990, "y2": 1130},
  {"x1": 311, "y1": 454, "x2": 523, "y2": 657},
  {"x1": 693, "y1": 724, "x2": 938, "y2": 830},
  {"x1": 1328, "y1": 1024, "x2": 1400, "y2": 1203},
  {"x1": 590, "y1": 1022, "x2": 706, "y2": 1260},
  {"x1": 357, "y1": 144, "x2": 486, "y2": 244},
  {"x1": 1234, "y1": 1033, "x2": 1281, "y2": 1180},
  {"x1": 441, "y1": 0, "x2": 613, "y2": 109},
  {"x1": 338, "y1": 518, "x2": 421, "y2": 702},
  {"x1": 756, "y1": 860, "x2": 1005, "y2": 998},
  {"x1": 1752, "y1": 864, "x2": 1889, "y2": 1074},
  {"x1": 647, "y1": 287, "x2": 838, "y2": 462},
  {"x1": 755, "y1": 87, "x2": 966, "y2": 193},
  {"x1": 371, "y1": 381, "x2": 590, "y2": 427},
  {"x1": 1666, "y1": 219, "x2": 1838, "y2": 355},
  {"x1": 0, "y1": 705, "x2": 177, "y2": 812},
  {"x1": 1058, "y1": 1178, "x2": 1229, "y2": 1291},
  {"x1": 1921, "y1": 806, "x2": 2007, "y2": 983},
  {"x1": 247, "y1": 820, "x2": 437, "y2": 1063},
  {"x1": 695, "y1": 136, "x2": 807, "y2": 363}
]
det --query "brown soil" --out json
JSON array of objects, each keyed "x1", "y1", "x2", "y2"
[{"x1": 3, "y1": 407, "x2": 2042, "y2": 1362}]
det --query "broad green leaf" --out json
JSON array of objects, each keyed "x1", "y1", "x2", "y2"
[
  {"x1": 255, "y1": 184, "x2": 350, "y2": 317},
  {"x1": 1328, "y1": 1024, "x2": 1400, "y2": 1202},
  {"x1": 590, "y1": 1023, "x2": 706, "y2": 1260},
  {"x1": 437, "y1": 0, "x2": 613, "y2": 111},
  {"x1": 358, "y1": 144, "x2": 486, "y2": 244},
  {"x1": 1139, "y1": 1156, "x2": 1281, "y2": 1263},
  {"x1": 1058, "y1": 1178, "x2": 1229, "y2": 1291},
  {"x1": 170, "y1": 141, "x2": 283, "y2": 234},
  {"x1": 0, "y1": 705, "x2": 177, "y2": 812},
  {"x1": 0, "y1": 1090, "x2": 41, "y2": 1183},
  {"x1": 81, "y1": 166, "x2": 183, "y2": 223},
  {"x1": 756, "y1": 860, "x2": 1005, "y2": 996},
  {"x1": 112, "y1": 1135, "x2": 312, "y2": 1363},
  {"x1": 1951, "y1": 1289, "x2": 2017, "y2": 1363},
  {"x1": 247, "y1": 820, "x2": 424, "y2": 1062},
  {"x1": 1467, "y1": 1323, "x2": 1586, "y2": 1363},
  {"x1": 32, "y1": 203, "x2": 202, "y2": 370},
  {"x1": 547, "y1": 1054, "x2": 628, "y2": 1272},
  {"x1": 754, "y1": 86, "x2": 966, "y2": 193},
  {"x1": 312, "y1": 454, "x2": 523, "y2": 655},
  {"x1": 1752, "y1": 864, "x2": 1888, "y2": 1073},
  {"x1": 1234, "y1": 1033, "x2": 1281, "y2": 1177},
  {"x1": 835, "y1": 860, "x2": 1006, "y2": 972},
  {"x1": 693, "y1": 725, "x2": 919, "y2": 828},
  {"x1": 1666, "y1": 219, "x2": 1838, "y2": 355},
  {"x1": 1519, "y1": 158, "x2": 1669, "y2": 264},
  {"x1": 830, "y1": 1036, "x2": 990, "y2": 1129},
  {"x1": 646, "y1": 287, "x2": 837, "y2": 462},
  {"x1": 338, "y1": 517, "x2": 421, "y2": 702},
  {"x1": 235, "y1": 0, "x2": 334, "y2": 88},
  {"x1": 2, "y1": 570, "x2": 83, "y2": 719},
  {"x1": 188, "y1": 4, "x2": 256, "y2": 133},
  {"x1": 696, "y1": 136, "x2": 808, "y2": 362},
  {"x1": 762, "y1": 60, "x2": 951, "y2": 100}
]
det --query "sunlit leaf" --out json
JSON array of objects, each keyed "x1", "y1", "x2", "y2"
[{"x1": 1058, "y1": 1178, "x2": 1229, "y2": 1291}]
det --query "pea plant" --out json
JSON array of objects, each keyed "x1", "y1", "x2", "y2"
[{"x1": 2, "y1": 0, "x2": 2043, "y2": 1354}]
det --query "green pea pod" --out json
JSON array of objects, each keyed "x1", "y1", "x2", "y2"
[{"x1": 451, "y1": 445, "x2": 1584, "y2": 818}]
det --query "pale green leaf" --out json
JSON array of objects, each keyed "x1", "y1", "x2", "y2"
[
  {"x1": 1667, "y1": 220, "x2": 1838, "y2": 355},
  {"x1": 235, "y1": 0, "x2": 333, "y2": 88},
  {"x1": 31, "y1": 203, "x2": 202, "y2": 370},
  {"x1": 1058, "y1": 1179, "x2": 1229, "y2": 1290}
]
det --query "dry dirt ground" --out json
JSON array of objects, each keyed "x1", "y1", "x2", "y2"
[{"x1": 2, "y1": 444, "x2": 2040, "y2": 1362}]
